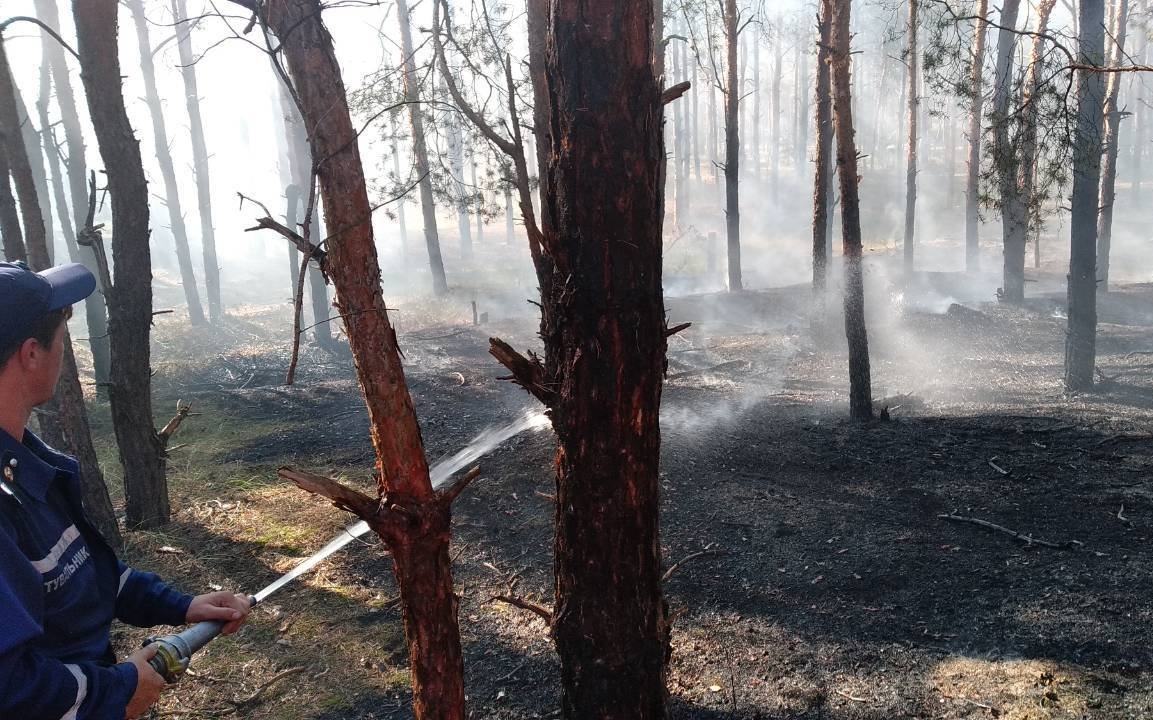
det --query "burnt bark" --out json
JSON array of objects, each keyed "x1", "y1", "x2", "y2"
[
  {"x1": 234, "y1": 1, "x2": 467, "y2": 717},
  {"x1": 13, "y1": 85, "x2": 53, "y2": 265},
  {"x1": 812, "y1": 0, "x2": 832, "y2": 295},
  {"x1": 172, "y1": 0, "x2": 222, "y2": 324},
  {"x1": 0, "y1": 32, "x2": 120, "y2": 547},
  {"x1": 1065, "y1": 0, "x2": 1107, "y2": 390},
  {"x1": 498, "y1": 1, "x2": 669, "y2": 716},
  {"x1": 724, "y1": 0, "x2": 741, "y2": 291},
  {"x1": 397, "y1": 0, "x2": 448, "y2": 295},
  {"x1": 74, "y1": 0, "x2": 170, "y2": 529},
  {"x1": 0, "y1": 147, "x2": 26, "y2": 264},
  {"x1": 36, "y1": 0, "x2": 111, "y2": 388},
  {"x1": 127, "y1": 0, "x2": 206, "y2": 325},
  {"x1": 965, "y1": 0, "x2": 989, "y2": 272},
  {"x1": 1096, "y1": 0, "x2": 1131, "y2": 290},
  {"x1": 830, "y1": 0, "x2": 874, "y2": 420}
]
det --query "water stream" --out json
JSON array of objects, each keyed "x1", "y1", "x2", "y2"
[{"x1": 252, "y1": 409, "x2": 550, "y2": 604}]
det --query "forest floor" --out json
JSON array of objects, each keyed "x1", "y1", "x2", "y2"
[{"x1": 86, "y1": 259, "x2": 1153, "y2": 720}]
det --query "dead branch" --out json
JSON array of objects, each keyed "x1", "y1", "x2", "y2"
[
  {"x1": 76, "y1": 172, "x2": 112, "y2": 295},
  {"x1": 437, "y1": 466, "x2": 482, "y2": 505},
  {"x1": 238, "y1": 193, "x2": 328, "y2": 277},
  {"x1": 662, "y1": 80, "x2": 692, "y2": 104},
  {"x1": 489, "y1": 337, "x2": 557, "y2": 407},
  {"x1": 158, "y1": 400, "x2": 192, "y2": 445},
  {"x1": 279, "y1": 467, "x2": 379, "y2": 520},
  {"x1": 987, "y1": 457, "x2": 1010, "y2": 475},
  {"x1": 225, "y1": 666, "x2": 305, "y2": 710},
  {"x1": 662, "y1": 544, "x2": 724, "y2": 582},
  {"x1": 665, "y1": 321, "x2": 692, "y2": 338},
  {"x1": 493, "y1": 594, "x2": 553, "y2": 625},
  {"x1": 937, "y1": 513, "x2": 1077, "y2": 549},
  {"x1": 284, "y1": 252, "x2": 310, "y2": 386}
]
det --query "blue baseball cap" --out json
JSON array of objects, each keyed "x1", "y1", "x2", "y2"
[{"x1": 0, "y1": 262, "x2": 96, "y2": 351}]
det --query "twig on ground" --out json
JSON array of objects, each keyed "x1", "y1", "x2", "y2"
[
  {"x1": 666, "y1": 360, "x2": 746, "y2": 381},
  {"x1": 1117, "y1": 504, "x2": 1128, "y2": 521},
  {"x1": 662, "y1": 543, "x2": 724, "y2": 582},
  {"x1": 225, "y1": 666, "x2": 307, "y2": 709},
  {"x1": 494, "y1": 661, "x2": 528, "y2": 685},
  {"x1": 493, "y1": 594, "x2": 553, "y2": 624},
  {"x1": 987, "y1": 457, "x2": 1010, "y2": 476},
  {"x1": 938, "y1": 512, "x2": 1078, "y2": 550},
  {"x1": 835, "y1": 688, "x2": 869, "y2": 702}
]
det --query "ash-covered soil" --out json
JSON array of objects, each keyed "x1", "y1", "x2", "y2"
[{"x1": 116, "y1": 269, "x2": 1152, "y2": 719}]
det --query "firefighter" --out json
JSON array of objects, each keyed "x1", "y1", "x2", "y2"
[{"x1": 0, "y1": 261, "x2": 251, "y2": 719}]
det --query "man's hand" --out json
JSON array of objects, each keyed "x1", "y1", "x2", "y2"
[
  {"x1": 124, "y1": 645, "x2": 165, "y2": 719},
  {"x1": 186, "y1": 591, "x2": 253, "y2": 635}
]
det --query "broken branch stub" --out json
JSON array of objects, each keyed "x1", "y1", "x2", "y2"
[{"x1": 489, "y1": 337, "x2": 557, "y2": 407}]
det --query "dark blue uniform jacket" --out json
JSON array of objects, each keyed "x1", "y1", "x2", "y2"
[{"x1": 0, "y1": 428, "x2": 193, "y2": 719}]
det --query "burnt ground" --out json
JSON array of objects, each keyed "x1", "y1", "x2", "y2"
[{"x1": 91, "y1": 265, "x2": 1153, "y2": 719}]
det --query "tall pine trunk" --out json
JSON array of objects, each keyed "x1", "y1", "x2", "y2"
[
  {"x1": 397, "y1": 0, "x2": 448, "y2": 295},
  {"x1": 236, "y1": 1, "x2": 471, "y2": 717},
  {"x1": 1096, "y1": 0, "x2": 1131, "y2": 290},
  {"x1": 172, "y1": 0, "x2": 222, "y2": 324},
  {"x1": 127, "y1": 0, "x2": 206, "y2": 325},
  {"x1": 1065, "y1": 0, "x2": 1107, "y2": 390},
  {"x1": 724, "y1": 0, "x2": 742, "y2": 291},
  {"x1": 830, "y1": 0, "x2": 874, "y2": 421},
  {"x1": 903, "y1": 0, "x2": 918, "y2": 275},
  {"x1": 1019, "y1": 0, "x2": 1058, "y2": 272},
  {"x1": 992, "y1": 0, "x2": 1025, "y2": 303},
  {"x1": 965, "y1": 0, "x2": 989, "y2": 272},
  {"x1": 812, "y1": 0, "x2": 833, "y2": 295},
  {"x1": 75, "y1": 0, "x2": 170, "y2": 529},
  {"x1": 34, "y1": 0, "x2": 111, "y2": 387}
]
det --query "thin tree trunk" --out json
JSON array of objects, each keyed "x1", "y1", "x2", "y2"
[
  {"x1": 1096, "y1": 0, "x2": 1131, "y2": 290},
  {"x1": 235, "y1": 1, "x2": 469, "y2": 717},
  {"x1": 796, "y1": 27, "x2": 810, "y2": 173},
  {"x1": 1133, "y1": 0, "x2": 1148, "y2": 202},
  {"x1": 439, "y1": 10, "x2": 472, "y2": 263},
  {"x1": 692, "y1": 57, "x2": 701, "y2": 180},
  {"x1": 812, "y1": 0, "x2": 832, "y2": 295},
  {"x1": 128, "y1": 0, "x2": 206, "y2": 325},
  {"x1": 771, "y1": 21, "x2": 782, "y2": 197},
  {"x1": 37, "y1": 38, "x2": 78, "y2": 263},
  {"x1": 13, "y1": 86, "x2": 53, "y2": 265},
  {"x1": 1019, "y1": 0, "x2": 1058, "y2": 271},
  {"x1": 1066, "y1": 0, "x2": 1107, "y2": 390},
  {"x1": 277, "y1": 79, "x2": 334, "y2": 349},
  {"x1": 672, "y1": 31, "x2": 687, "y2": 225},
  {"x1": 390, "y1": 112, "x2": 410, "y2": 262},
  {"x1": 903, "y1": 0, "x2": 919, "y2": 275},
  {"x1": 724, "y1": 0, "x2": 742, "y2": 291},
  {"x1": 992, "y1": 0, "x2": 1025, "y2": 303},
  {"x1": 678, "y1": 33, "x2": 692, "y2": 218},
  {"x1": 74, "y1": 0, "x2": 170, "y2": 529},
  {"x1": 36, "y1": 0, "x2": 111, "y2": 387},
  {"x1": 0, "y1": 151, "x2": 26, "y2": 264},
  {"x1": 397, "y1": 0, "x2": 448, "y2": 295},
  {"x1": 172, "y1": 0, "x2": 222, "y2": 324},
  {"x1": 965, "y1": 0, "x2": 990, "y2": 272},
  {"x1": 830, "y1": 0, "x2": 874, "y2": 421}
]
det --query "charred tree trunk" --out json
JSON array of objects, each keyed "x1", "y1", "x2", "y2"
[
  {"x1": 1066, "y1": 0, "x2": 1107, "y2": 390},
  {"x1": 1096, "y1": 0, "x2": 1131, "y2": 290},
  {"x1": 37, "y1": 37, "x2": 78, "y2": 262},
  {"x1": 965, "y1": 0, "x2": 990, "y2": 272},
  {"x1": 542, "y1": 1, "x2": 668, "y2": 715},
  {"x1": 812, "y1": 0, "x2": 833, "y2": 295},
  {"x1": 127, "y1": 0, "x2": 206, "y2": 325},
  {"x1": 236, "y1": 2, "x2": 470, "y2": 717},
  {"x1": 0, "y1": 150, "x2": 26, "y2": 264},
  {"x1": 36, "y1": 0, "x2": 111, "y2": 387},
  {"x1": 75, "y1": 0, "x2": 170, "y2": 529},
  {"x1": 992, "y1": 0, "x2": 1025, "y2": 303},
  {"x1": 172, "y1": 0, "x2": 222, "y2": 324},
  {"x1": 724, "y1": 0, "x2": 742, "y2": 291},
  {"x1": 830, "y1": 0, "x2": 874, "y2": 421},
  {"x1": 903, "y1": 0, "x2": 918, "y2": 275},
  {"x1": 397, "y1": 0, "x2": 448, "y2": 295}
]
